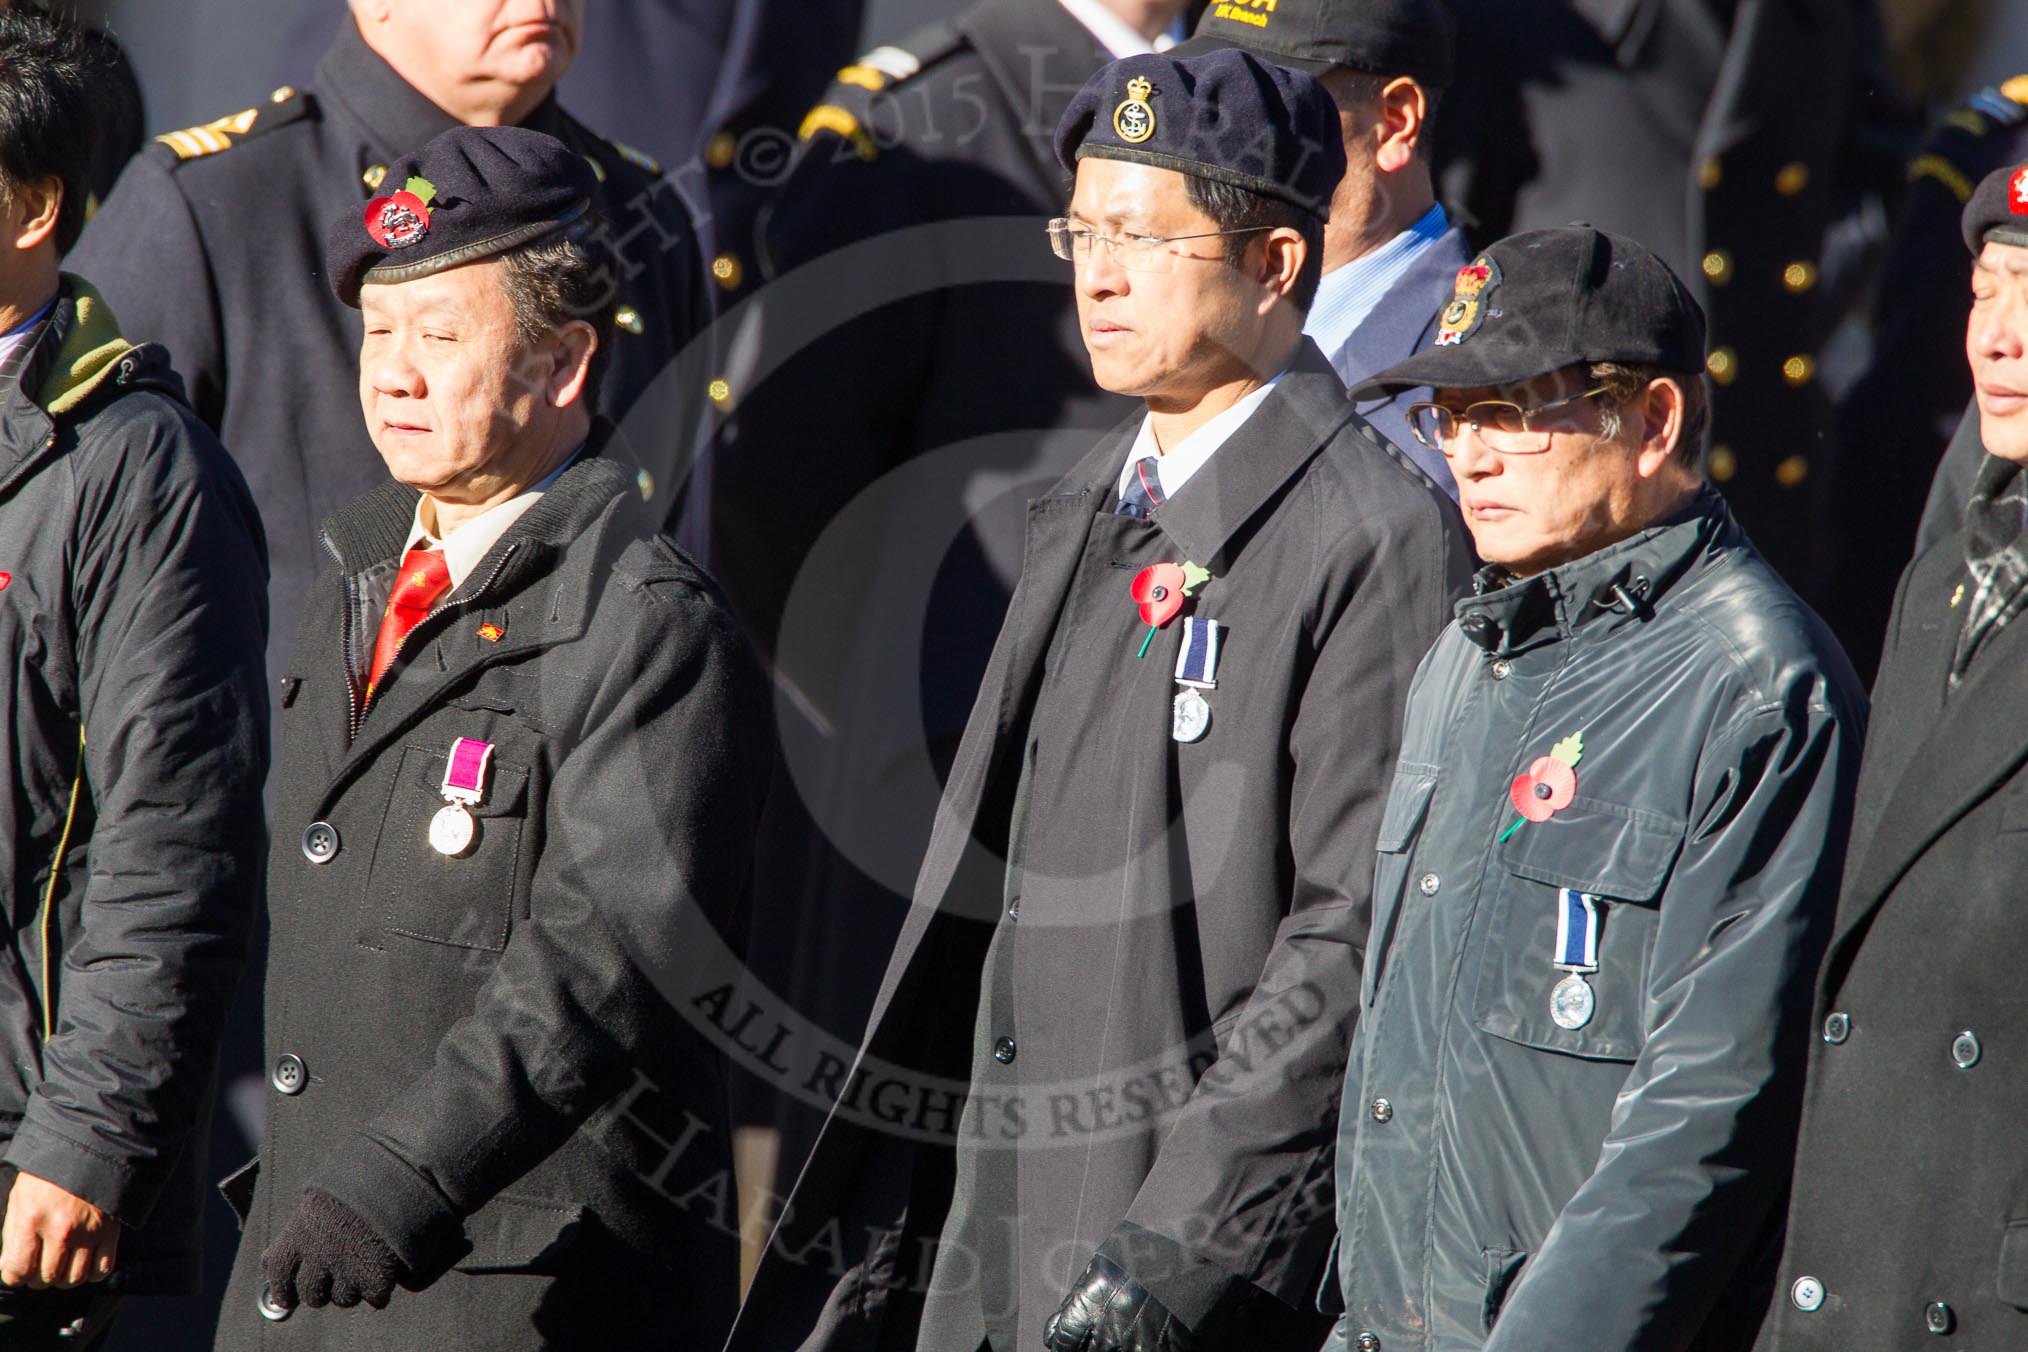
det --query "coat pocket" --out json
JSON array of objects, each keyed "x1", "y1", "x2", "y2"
[
  {"x1": 1482, "y1": 1247, "x2": 1528, "y2": 1331},
  {"x1": 365, "y1": 742, "x2": 532, "y2": 952},
  {"x1": 217, "y1": 1155, "x2": 259, "y2": 1230},
  {"x1": 1364, "y1": 767, "x2": 1441, "y2": 1007},
  {"x1": 1472, "y1": 797, "x2": 1684, "y2": 1061},
  {"x1": 452, "y1": 1194, "x2": 586, "y2": 1275}
]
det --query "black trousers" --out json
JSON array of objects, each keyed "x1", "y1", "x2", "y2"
[{"x1": 0, "y1": 1288, "x2": 122, "y2": 1350}]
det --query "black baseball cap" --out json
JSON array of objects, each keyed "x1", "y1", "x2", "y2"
[
  {"x1": 1056, "y1": 49, "x2": 1347, "y2": 220},
  {"x1": 1350, "y1": 225, "x2": 1708, "y2": 397},
  {"x1": 1963, "y1": 162, "x2": 2028, "y2": 252},
  {"x1": 327, "y1": 125, "x2": 597, "y2": 307},
  {"x1": 1174, "y1": 0, "x2": 1457, "y2": 89}
]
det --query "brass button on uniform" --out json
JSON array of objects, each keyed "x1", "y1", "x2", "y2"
[
  {"x1": 1775, "y1": 161, "x2": 1810, "y2": 196},
  {"x1": 1822, "y1": 1011, "x2": 1850, "y2": 1044},
  {"x1": 992, "y1": 1036, "x2": 1016, "y2": 1065},
  {"x1": 1952, "y1": 1030, "x2": 1981, "y2": 1069},
  {"x1": 362, "y1": 163, "x2": 388, "y2": 191},
  {"x1": 1698, "y1": 158, "x2": 1722, "y2": 190},
  {"x1": 270, "y1": 85, "x2": 296, "y2": 103},
  {"x1": 709, "y1": 378, "x2": 733, "y2": 410},
  {"x1": 1791, "y1": 1276, "x2": 1825, "y2": 1312},
  {"x1": 711, "y1": 254, "x2": 744, "y2": 290},
  {"x1": 707, "y1": 130, "x2": 737, "y2": 170},
  {"x1": 271, "y1": 1052, "x2": 307, "y2": 1095},
  {"x1": 1707, "y1": 445, "x2": 1737, "y2": 482},
  {"x1": 301, "y1": 821, "x2": 339, "y2": 864},
  {"x1": 615, "y1": 305, "x2": 643, "y2": 336},
  {"x1": 1925, "y1": 1300, "x2": 1953, "y2": 1334},
  {"x1": 1706, "y1": 347, "x2": 1738, "y2": 385},
  {"x1": 1775, "y1": 455, "x2": 1810, "y2": 488},
  {"x1": 1370, "y1": 1097, "x2": 1393, "y2": 1124},
  {"x1": 1782, "y1": 354, "x2": 1817, "y2": 387},
  {"x1": 1701, "y1": 250, "x2": 1734, "y2": 284},
  {"x1": 1783, "y1": 261, "x2": 1819, "y2": 294}
]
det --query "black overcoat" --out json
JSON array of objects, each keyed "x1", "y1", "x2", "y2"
[
  {"x1": 727, "y1": 345, "x2": 1471, "y2": 1350},
  {"x1": 214, "y1": 447, "x2": 770, "y2": 1349},
  {"x1": 1760, "y1": 498, "x2": 2028, "y2": 1348}
]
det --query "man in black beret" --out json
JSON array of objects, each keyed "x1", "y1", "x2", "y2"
[
  {"x1": 1175, "y1": 0, "x2": 1468, "y2": 493},
  {"x1": 1754, "y1": 161, "x2": 2028, "y2": 1350},
  {"x1": 213, "y1": 124, "x2": 770, "y2": 1349},
  {"x1": 730, "y1": 47, "x2": 1469, "y2": 1352},
  {"x1": 1325, "y1": 224, "x2": 1863, "y2": 1350}
]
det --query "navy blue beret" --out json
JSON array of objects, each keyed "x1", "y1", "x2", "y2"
[
  {"x1": 1054, "y1": 49, "x2": 1347, "y2": 220},
  {"x1": 327, "y1": 124, "x2": 597, "y2": 307},
  {"x1": 1963, "y1": 162, "x2": 2028, "y2": 252}
]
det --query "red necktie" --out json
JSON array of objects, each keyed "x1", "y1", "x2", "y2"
[{"x1": 366, "y1": 548, "x2": 451, "y2": 703}]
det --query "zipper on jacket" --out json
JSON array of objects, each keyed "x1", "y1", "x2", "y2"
[
  {"x1": 38, "y1": 726, "x2": 85, "y2": 1043},
  {"x1": 346, "y1": 543, "x2": 520, "y2": 740}
]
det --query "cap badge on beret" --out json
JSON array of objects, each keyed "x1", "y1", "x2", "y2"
[
  {"x1": 364, "y1": 176, "x2": 438, "y2": 250},
  {"x1": 1435, "y1": 256, "x2": 1501, "y2": 347},
  {"x1": 2012, "y1": 166, "x2": 2028, "y2": 216},
  {"x1": 1114, "y1": 76, "x2": 1157, "y2": 145}
]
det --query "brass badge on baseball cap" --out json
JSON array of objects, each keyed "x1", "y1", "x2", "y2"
[{"x1": 1435, "y1": 256, "x2": 1499, "y2": 347}]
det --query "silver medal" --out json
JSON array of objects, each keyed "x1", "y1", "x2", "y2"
[
  {"x1": 1550, "y1": 973, "x2": 1595, "y2": 1030},
  {"x1": 429, "y1": 801, "x2": 477, "y2": 857},
  {"x1": 1171, "y1": 688, "x2": 1211, "y2": 743}
]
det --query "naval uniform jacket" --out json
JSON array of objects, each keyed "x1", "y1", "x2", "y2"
[
  {"x1": 1758, "y1": 484, "x2": 2028, "y2": 1348},
  {"x1": 215, "y1": 447, "x2": 769, "y2": 1348},
  {"x1": 727, "y1": 342, "x2": 1471, "y2": 1351},
  {"x1": 1328, "y1": 491, "x2": 1864, "y2": 1352},
  {"x1": 69, "y1": 18, "x2": 712, "y2": 706}
]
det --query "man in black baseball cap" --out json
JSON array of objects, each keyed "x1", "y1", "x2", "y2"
[
  {"x1": 1176, "y1": 0, "x2": 1468, "y2": 493},
  {"x1": 1320, "y1": 221, "x2": 1863, "y2": 1349}
]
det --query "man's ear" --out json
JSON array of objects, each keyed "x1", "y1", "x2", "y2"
[
  {"x1": 7, "y1": 177, "x2": 62, "y2": 254},
  {"x1": 1373, "y1": 78, "x2": 1429, "y2": 176},
  {"x1": 548, "y1": 320, "x2": 597, "y2": 409},
  {"x1": 1256, "y1": 227, "x2": 1307, "y2": 309},
  {"x1": 1634, "y1": 377, "x2": 1687, "y2": 478}
]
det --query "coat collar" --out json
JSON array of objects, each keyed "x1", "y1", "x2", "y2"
[
  {"x1": 957, "y1": 0, "x2": 1111, "y2": 194},
  {"x1": 1143, "y1": 338, "x2": 1353, "y2": 573},
  {"x1": 1455, "y1": 487, "x2": 1733, "y2": 657},
  {"x1": 316, "y1": 17, "x2": 571, "y2": 165}
]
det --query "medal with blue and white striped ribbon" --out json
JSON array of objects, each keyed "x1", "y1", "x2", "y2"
[
  {"x1": 1171, "y1": 617, "x2": 1223, "y2": 743},
  {"x1": 1550, "y1": 888, "x2": 1599, "y2": 1030}
]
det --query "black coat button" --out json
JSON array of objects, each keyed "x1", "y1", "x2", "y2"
[
  {"x1": 1822, "y1": 1012, "x2": 1849, "y2": 1044},
  {"x1": 1925, "y1": 1300, "x2": 1953, "y2": 1334},
  {"x1": 992, "y1": 1037, "x2": 1016, "y2": 1065},
  {"x1": 271, "y1": 1053, "x2": 307, "y2": 1095},
  {"x1": 300, "y1": 821, "x2": 339, "y2": 864},
  {"x1": 1952, "y1": 1031, "x2": 1981, "y2": 1069}
]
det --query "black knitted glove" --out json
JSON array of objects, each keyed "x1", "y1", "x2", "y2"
[{"x1": 260, "y1": 1188, "x2": 404, "y2": 1311}]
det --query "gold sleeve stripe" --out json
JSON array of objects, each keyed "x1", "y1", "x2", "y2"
[
  {"x1": 797, "y1": 105, "x2": 877, "y2": 160},
  {"x1": 1909, "y1": 153, "x2": 1976, "y2": 204},
  {"x1": 154, "y1": 107, "x2": 261, "y2": 160},
  {"x1": 836, "y1": 64, "x2": 887, "y2": 92}
]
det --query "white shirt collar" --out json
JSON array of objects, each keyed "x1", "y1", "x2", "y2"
[
  {"x1": 1057, "y1": 0, "x2": 1184, "y2": 57},
  {"x1": 401, "y1": 449, "x2": 579, "y2": 588},
  {"x1": 1115, "y1": 373, "x2": 1284, "y2": 505}
]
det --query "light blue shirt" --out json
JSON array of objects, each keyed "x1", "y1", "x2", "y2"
[{"x1": 1303, "y1": 204, "x2": 1449, "y2": 366}]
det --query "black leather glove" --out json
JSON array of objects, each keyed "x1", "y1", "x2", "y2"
[
  {"x1": 1043, "y1": 1252, "x2": 1198, "y2": 1352},
  {"x1": 260, "y1": 1188, "x2": 404, "y2": 1312}
]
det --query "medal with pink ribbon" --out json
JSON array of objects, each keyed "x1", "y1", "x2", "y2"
[{"x1": 429, "y1": 737, "x2": 493, "y2": 857}]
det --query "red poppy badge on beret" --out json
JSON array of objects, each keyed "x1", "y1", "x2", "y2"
[
  {"x1": 1499, "y1": 730, "x2": 1584, "y2": 842},
  {"x1": 364, "y1": 175, "x2": 438, "y2": 249},
  {"x1": 2012, "y1": 166, "x2": 2028, "y2": 216}
]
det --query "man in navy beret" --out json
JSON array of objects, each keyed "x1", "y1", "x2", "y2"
[
  {"x1": 730, "y1": 48, "x2": 1469, "y2": 1352},
  {"x1": 1756, "y1": 160, "x2": 2028, "y2": 1349},
  {"x1": 213, "y1": 124, "x2": 770, "y2": 1349}
]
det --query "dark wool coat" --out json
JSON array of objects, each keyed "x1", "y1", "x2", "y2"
[
  {"x1": 728, "y1": 343, "x2": 1472, "y2": 1352},
  {"x1": 0, "y1": 277, "x2": 267, "y2": 1295},
  {"x1": 215, "y1": 446, "x2": 770, "y2": 1349},
  {"x1": 1759, "y1": 500, "x2": 2028, "y2": 1349}
]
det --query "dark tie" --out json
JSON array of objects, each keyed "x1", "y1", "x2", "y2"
[
  {"x1": 1116, "y1": 456, "x2": 1165, "y2": 519},
  {"x1": 366, "y1": 547, "x2": 452, "y2": 704}
]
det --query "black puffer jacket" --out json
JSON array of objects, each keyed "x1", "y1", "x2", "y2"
[{"x1": 0, "y1": 275, "x2": 269, "y2": 1293}]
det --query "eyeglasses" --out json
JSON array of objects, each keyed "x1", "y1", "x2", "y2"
[
  {"x1": 1045, "y1": 218, "x2": 1272, "y2": 274},
  {"x1": 1404, "y1": 387, "x2": 1615, "y2": 456}
]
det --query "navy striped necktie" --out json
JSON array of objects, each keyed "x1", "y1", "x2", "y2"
[{"x1": 1116, "y1": 456, "x2": 1166, "y2": 519}]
